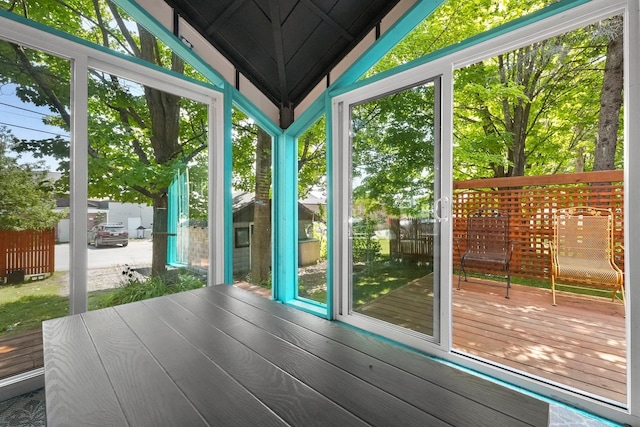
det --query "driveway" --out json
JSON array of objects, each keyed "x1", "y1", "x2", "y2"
[
  {"x1": 55, "y1": 239, "x2": 153, "y2": 271},
  {"x1": 54, "y1": 239, "x2": 154, "y2": 294}
]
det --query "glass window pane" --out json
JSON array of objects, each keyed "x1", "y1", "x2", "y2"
[
  {"x1": 350, "y1": 80, "x2": 438, "y2": 337},
  {"x1": 0, "y1": 40, "x2": 70, "y2": 380},
  {"x1": 86, "y1": 71, "x2": 209, "y2": 310},
  {"x1": 452, "y1": 15, "x2": 626, "y2": 404},
  {"x1": 231, "y1": 109, "x2": 272, "y2": 295},
  {"x1": 232, "y1": 109, "x2": 273, "y2": 296},
  {"x1": 297, "y1": 116, "x2": 327, "y2": 304}
]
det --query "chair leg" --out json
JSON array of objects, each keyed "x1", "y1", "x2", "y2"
[
  {"x1": 505, "y1": 267, "x2": 510, "y2": 299},
  {"x1": 457, "y1": 259, "x2": 466, "y2": 290},
  {"x1": 551, "y1": 275, "x2": 557, "y2": 306}
]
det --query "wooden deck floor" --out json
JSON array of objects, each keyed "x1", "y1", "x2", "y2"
[
  {"x1": 359, "y1": 275, "x2": 626, "y2": 403},
  {"x1": 0, "y1": 328, "x2": 43, "y2": 379}
]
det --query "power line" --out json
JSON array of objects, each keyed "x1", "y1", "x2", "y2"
[
  {"x1": 0, "y1": 109, "x2": 48, "y2": 121},
  {"x1": 0, "y1": 121, "x2": 69, "y2": 138},
  {"x1": 0, "y1": 101, "x2": 51, "y2": 116}
]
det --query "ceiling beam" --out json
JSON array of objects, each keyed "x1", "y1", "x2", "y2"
[
  {"x1": 204, "y1": 0, "x2": 249, "y2": 35},
  {"x1": 269, "y1": 0, "x2": 290, "y2": 107},
  {"x1": 301, "y1": 0, "x2": 354, "y2": 41}
]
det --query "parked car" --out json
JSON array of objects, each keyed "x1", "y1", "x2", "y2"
[{"x1": 88, "y1": 223, "x2": 129, "y2": 247}]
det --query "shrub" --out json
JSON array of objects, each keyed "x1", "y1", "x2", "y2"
[{"x1": 100, "y1": 269, "x2": 204, "y2": 307}]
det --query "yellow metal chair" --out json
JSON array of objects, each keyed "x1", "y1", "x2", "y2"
[{"x1": 550, "y1": 207, "x2": 624, "y2": 310}]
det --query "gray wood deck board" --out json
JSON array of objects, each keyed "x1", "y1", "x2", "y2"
[
  {"x1": 142, "y1": 295, "x2": 368, "y2": 427},
  {"x1": 193, "y1": 286, "x2": 533, "y2": 427},
  {"x1": 113, "y1": 302, "x2": 288, "y2": 426},
  {"x1": 213, "y1": 284, "x2": 550, "y2": 427},
  {"x1": 167, "y1": 290, "x2": 449, "y2": 427},
  {"x1": 80, "y1": 308, "x2": 208, "y2": 426},
  {"x1": 43, "y1": 315, "x2": 127, "y2": 426},
  {"x1": 44, "y1": 284, "x2": 549, "y2": 427}
]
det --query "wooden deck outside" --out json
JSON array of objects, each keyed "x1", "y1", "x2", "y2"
[
  {"x1": 0, "y1": 328, "x2": 43, "y2": 379},
  {"x1": 43, "y1": 284, "x2": 548, "y2": 426},
  {"x1": 359, "y1": 275, "x2": 626, "y2": 403}
]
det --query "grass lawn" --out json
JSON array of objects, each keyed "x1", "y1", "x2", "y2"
[
  {"x1": 0, "y1": 278, "x2": 68, "y2": 335},
  {"x1": 296, "y1": 256, "x2": 431, "y2": 306},
  {"x1": 353, "y1": 259, "x2": 431, "y2": 307},
  {"x1": 457, "y1": 270, "x2": 623, "y2": 300},
  {"x1": 0, "y1": 274, "x2": 109, "y2": 336},
  {"x1": 0, "y1": 271, "x2": 204, "y2": 337}
]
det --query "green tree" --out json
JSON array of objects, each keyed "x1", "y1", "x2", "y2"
[
  {"x1": 369, "y1": 0, "x2": 620, "y2": 185},
  {"x1": 454, "y1": 27, "x2": 606, "y2": 179},
  {"x1": 2, "y1": 1, "x2": 208, "y2": 277},
  {"x1": 297, "y1": 117, "x2": 326, "y2": 199},
  {"x1": 594, "y1": 15, "x2": 624, "y2": 171},
  {"x1": 251, "y1": 128, "x2": 272, "y2": 284},
  {"x1": 351, "y1": 82, "x2": 436, "y2": 217},
  {"x1": 0, "y1": 130, "x2": 62, "y2": 230}
]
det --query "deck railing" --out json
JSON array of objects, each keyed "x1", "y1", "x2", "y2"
[
  {"x1": 452, "y1": 170, "x2": 623, "y2": 281},
  {"x1": 0, "y1": 229, "x2": 55, "y2": 282}
]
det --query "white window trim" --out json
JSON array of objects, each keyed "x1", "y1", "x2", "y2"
[{"x1": 0, "y1": 15, "x2": 225, "y2": 308}]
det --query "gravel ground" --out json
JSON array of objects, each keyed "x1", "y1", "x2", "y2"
[{"x1": 55, "y1": 265, "x2": 150, "y2": 296}]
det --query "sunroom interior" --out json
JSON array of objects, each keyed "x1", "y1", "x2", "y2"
[{"x1": 0, "y1": 0, "x2": 638, "y2": 425}]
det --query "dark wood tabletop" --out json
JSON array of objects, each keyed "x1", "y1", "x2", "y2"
[{"x1": 43, "y1": 284, "x2": 549, "y2": 426}]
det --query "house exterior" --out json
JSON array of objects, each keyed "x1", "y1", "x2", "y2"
[
  {"x1": 231, "y1": 192, "x2": 323, "y2": 274},
  {"x1": 54, "y1": 199, "x2": 153, "y2": 243}
]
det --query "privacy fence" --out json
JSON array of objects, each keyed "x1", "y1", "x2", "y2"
[
  {"x1": 390, "y1": 170, "x2": 624, "y2": 281},
  {"x1": 0, "y1": 229, "x2": 55, "y2": 283}
]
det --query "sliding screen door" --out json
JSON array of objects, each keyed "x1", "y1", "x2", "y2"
[{"x1": 335, "y1": 77, "x2": 443, "y2": 346}]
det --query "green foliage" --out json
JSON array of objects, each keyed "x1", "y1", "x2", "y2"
[
  {"x1": 351, "y1": 218, "x2": 381, "y2": 265},
  {"x1": 231, "y1": 108, "x2": 258, "y2": 193},
  {"x1": 365, "y1": 0, "x2": 622, "y2": 185},
  {"x1": 351, "y1": 82, "x2": 436, "y2": 216},
  {"x1": 452, "y1": 26, "x2": 609, "y2": 179},
  {"x1": 370, "y1": 0, "x2": 558, "y2": 76},
  {"x1": 2, "y1": 2, "x2": 210, "y2": 206},
  {"x1": 0, "y1": 132, "x2": 64, "y2": 230},
  {"x1": 100, "y1": 269, "x2": 204, "y2": 307},
  {"x1": 298, "y1": 116, "x2": 326, "y2": 198}
]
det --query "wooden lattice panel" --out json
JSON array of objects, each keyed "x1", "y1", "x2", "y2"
[{"x1": 452, "y1": 171, "x2": 623, "y2": 281}]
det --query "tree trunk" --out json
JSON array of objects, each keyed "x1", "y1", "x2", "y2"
[
  {"x1": 138, "y1": 27, "x2": 184, "y2": 278},
  {"x1": 251, "y1": 128, "x2": 272, "y2": 284},
  {"x1": 594, "y1": 16, "x2": 623, "y2": 171},
  {"x1": 151, "y1": 192, "x2": 169, "y2": 277}
]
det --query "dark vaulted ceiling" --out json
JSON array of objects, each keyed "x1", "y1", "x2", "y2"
[{"x1": 163, "y1": 0, "x2": 402, "y2": 112}]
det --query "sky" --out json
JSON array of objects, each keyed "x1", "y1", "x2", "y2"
[{"x1": 0, "y1": 83, "x2": 68, "y2": 171}]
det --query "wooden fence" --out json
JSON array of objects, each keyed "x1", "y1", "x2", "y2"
[
  {"x1": 453, "y1": 170, "x2": 623, "y2": 281},
  {"x1": 389, "y1": 217, "x2": 434, "y2": 263},
  {"x1": 0, "y1": 229, "x2": 55, "y2": 283},
  {"x1": 390, "y1": 170, "x2": 624, "y2": 281}
]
